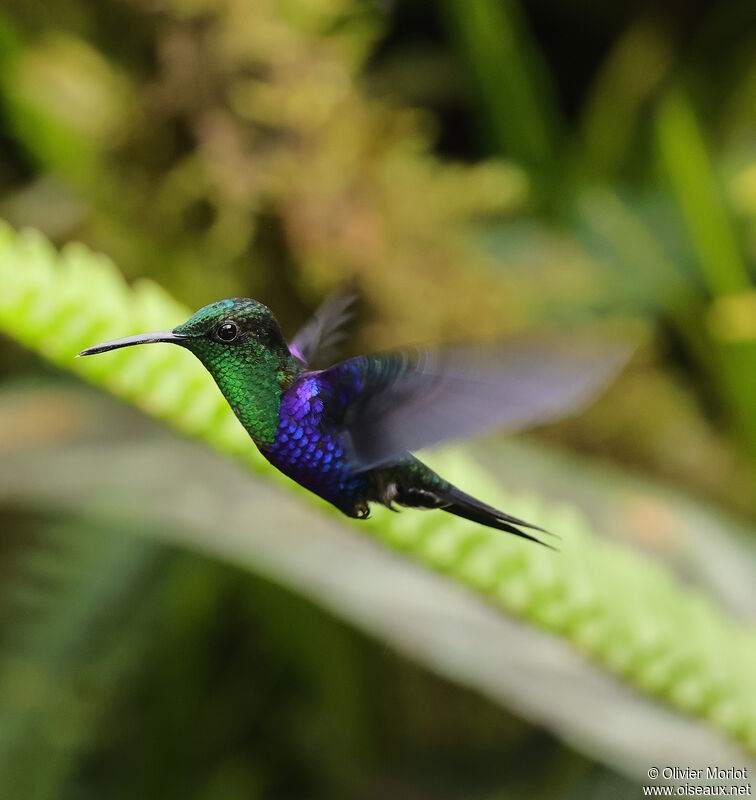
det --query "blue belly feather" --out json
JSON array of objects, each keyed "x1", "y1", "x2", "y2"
[{"x1": 262, "y1": 372, "x2": 368, "y2": 513}]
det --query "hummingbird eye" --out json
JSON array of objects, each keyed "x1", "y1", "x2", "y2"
[{"x1": 216, "y1": 321, "x2": 240, "y2": 342}]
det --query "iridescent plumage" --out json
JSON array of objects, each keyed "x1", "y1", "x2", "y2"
[
  {"x1": 265, "y1": 370, "x2": 370, "y2": 516},
  {"x1": 79, "y1": 292, "x2": 631, "y2": 546}
]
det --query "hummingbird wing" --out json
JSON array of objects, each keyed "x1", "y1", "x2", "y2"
[
  {"x1": 321, "y1": 335, "x2": 632, "y2": 471},
  {"x1": 289, "y1": 288, "x2": 358, "y2": 367}
]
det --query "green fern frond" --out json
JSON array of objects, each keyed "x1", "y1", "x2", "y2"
[{"x1": 1, "y1": 221, "x2": 755, "y2": 752}]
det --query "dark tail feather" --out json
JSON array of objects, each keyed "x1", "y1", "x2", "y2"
[{"x1": 441, "y1": 487, "x2": 557, "y2": 549}]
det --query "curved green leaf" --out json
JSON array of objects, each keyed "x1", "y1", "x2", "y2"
[{"x1": 1, "y1": 221, "x2": 755, "y2": 754}]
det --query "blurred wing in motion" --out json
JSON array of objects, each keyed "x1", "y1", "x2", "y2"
[
  {"x1": 324, "y1": 335, "x2": 633, "y2": 470},
  {"x1": 289, "y1": 288, "x2": 358, "y2": 367}
]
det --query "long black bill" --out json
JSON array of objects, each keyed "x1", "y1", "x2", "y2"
[{"x1": 76, "y1": 331, "x2": 188, "y2": 357}]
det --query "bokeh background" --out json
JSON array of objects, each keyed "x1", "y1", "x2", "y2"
[{"x1": 0, "y1": 0, "x2": 755, "y2": 798}]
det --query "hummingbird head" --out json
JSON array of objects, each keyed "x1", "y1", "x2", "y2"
[
  {"x1": 78, "y1": 298, "x2": 296, "y2": 444},
  {"x1": 78, "y1": 297, "x2": 289, "y2": 362},
  {"x1": 173, "y1": 297, "x2": 288, "y2": 354}
]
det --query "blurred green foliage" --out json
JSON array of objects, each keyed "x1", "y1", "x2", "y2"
[
  {"x1": 0, "y1": 0, "x2": 755, "y2": 797},
  {"x1": 3, "y1": 221, "x2": 756, "y2": 754}
]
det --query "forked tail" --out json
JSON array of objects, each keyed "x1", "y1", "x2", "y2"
[
  {"x1": 383, "y1": 459, "x2": 556, "y2": 548},
  {"x1": 439, "y1": 485, "x2": 555, "y2": 548}
]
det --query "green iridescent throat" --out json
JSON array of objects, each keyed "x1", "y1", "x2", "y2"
[
  {"x1": 171, "y1": 297, "x2": 301, "y2": 447},
  {"x1": 187, "y1": 337, "x2": 299, "y2": 446}
]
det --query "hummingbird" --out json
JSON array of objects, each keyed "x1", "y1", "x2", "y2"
[{"x1": 78, "y1": 291, "x2": 628, "y2": 546}]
